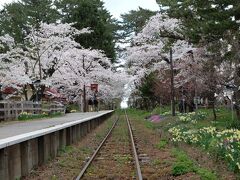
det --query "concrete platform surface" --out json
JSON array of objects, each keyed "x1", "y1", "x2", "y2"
[{"x1": 0, "y1": 111, "x2": 111, "y2": 140}]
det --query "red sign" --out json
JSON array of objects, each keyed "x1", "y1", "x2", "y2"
[
  {"x1": 2, "y1": 87, "x2": 16, "y2": 94},
  {"x1": 90, "y1": 84, "x2": 98, "y2": 91}
]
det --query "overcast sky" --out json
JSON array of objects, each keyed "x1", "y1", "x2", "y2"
[
  {"x1": 103, "y1": 0, "x2": 159, "y2": 18},
  {"x1": 0, "y1": 0, "x2": 159, "y2": 19}
]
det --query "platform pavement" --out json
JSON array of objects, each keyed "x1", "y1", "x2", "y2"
[{"x1": 0, "y1": 111, "x2": 109, "y2": 140}]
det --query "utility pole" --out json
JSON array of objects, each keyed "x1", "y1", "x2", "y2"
[
  {"x1": 170, "y1": 48, "x2": 176, "y2": 116},
  {"x1": 83, "y1": 84, "x2": 86, "y2": 112}
]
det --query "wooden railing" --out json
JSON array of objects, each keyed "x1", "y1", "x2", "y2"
[{"x1": 0, "y1": 101, "x2": 65, "y2": 121}]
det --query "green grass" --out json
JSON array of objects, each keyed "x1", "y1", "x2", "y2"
[
  {"x1": 171, "y1": 148, "x2": 217, "y2": 179},
  {"x1": 58, "y1": 146, "x2": 74, "y2": 155},
  {"x1": 125, "y1": 106, "x2": 239, "y2": 130},
  {"x1": 114, "y1": 154, "x2": 132, "y2": 164},
  {"x1": 152, "y1": 159, "x2": 161, "y2": 166},
  {"x1": 196, "y1": 107, "x2": 239, "y2": 129},
  {"x1": 151, "y1": 106, "x2": 171, "y2": 115},
  {"x1": 156, "y1": 139, "x2": 168, "y2": 149},
  {"x1": 171, "y1": 148, "x2": 195, "y2": 176},
  {"x1": 155, "y1": 107, "x2": 240, "y2": 131},
  {"x1": 196, "y1": 168, "x2": 218, "y2": 180}
]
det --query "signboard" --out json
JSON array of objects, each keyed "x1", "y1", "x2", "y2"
[{"x1": 91, "y1": 84, "x2": 98, "y2": 91}]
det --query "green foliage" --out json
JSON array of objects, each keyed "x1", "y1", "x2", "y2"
[
  {"x1": 151, "y1": 106, "x2": 171, "y2": 115},
  {"x1": 119, "y1": 7, "x2": 156, "y2": 42},
  {"x1": 55, "y1": 0, "x2": 117, "y2": 61},
  {"x1": 0, "y1": 0, "x2": 59, "y2": 43},
  {"x1": 0, "y1": 2, "x2": 26, "y2": 43},
  {"x1": 21, "y1": 0, "x2": 59, "y2": 26},
  {"x1": 124, "y1": 108, "x2": 150, "y2": 118},
  {"x1": 135, "y1": 72, "x2": 160, "y2": 110},
  {"x1": 138, "y1": 72, "x2": 156, "y2": 98},
  {"x1": 58, "y1": 146, "x2": 74, "y2": 155},
  {"x1": 156, "y1": 139, "x2": 168, "y2": 149},
  {"x1": 196, "y1": 168, "x2": 217, "y2": 180},
  {"x1": 156, "y1": 0, "x2": 240, "y2": 44}
]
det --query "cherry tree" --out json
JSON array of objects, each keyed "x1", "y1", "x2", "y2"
[
  {"x1": 0, "y1": 23, "x2": 127, "y2": 104},
  {"x1": 125, "y1": 13, "x2": 226, "y2": 111},
  {"x1": 126, "y1": 13, "x2": 193, "y2": 99},
  {"x1": 50, "y1": 48, "x2": 127, "y2": 103}
]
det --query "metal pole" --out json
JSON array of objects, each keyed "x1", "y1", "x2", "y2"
[
  {"x1": 170, "y1": 48, "x2": 176, "y2": 116},
  {"x1": 231, "y1": 94, "x2": 234, "y2": 122},
  {"x1": 83, "y1": 84, "x2": 86, "y2": 112}
]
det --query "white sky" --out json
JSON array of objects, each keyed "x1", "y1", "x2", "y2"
[
  {"x1": 0, "y1": 0, "x2": 14, "y2": 8},
  {"x1": 0, "y1": 0, "x2": 159, "y2": 19},
  {"x1": 103, "y1": 0, "x2": 159, "y2": 19}
]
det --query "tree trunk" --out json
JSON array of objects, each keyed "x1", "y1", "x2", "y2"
[
  {"x1": 23, "y1": 85, "x2": 28, "y2": 101},
  {"x1": 233, "y1": 90, "x2": 240, "y2": 122},
  {"x1": 233, "y1": 66, "x2": 240, "y2": 122},
  {"x1": 212, "y1": 98, "x2": 217, "y2": 121}
]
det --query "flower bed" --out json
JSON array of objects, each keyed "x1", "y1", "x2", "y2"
[
  {"x1": 18, "y1": 111, "x2": 62, "y2": 121},
  {"x1": 177, "y1": 111, "x2": 207, "y2": 123},
  {"x1": 168, "y1": 126, "x2": 240, "y2": 172}
]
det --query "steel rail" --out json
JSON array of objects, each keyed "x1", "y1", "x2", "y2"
[
  {"x1": 125, "y1": 110, "x2": 143, "y2": 180},
  {"x1": 75, "y1": 117, "x2": 119, "y2": 180}
]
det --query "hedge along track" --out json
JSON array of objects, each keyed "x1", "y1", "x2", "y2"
[{"x1": 76, "y1": 111, "x2": 143, "y2": 180}]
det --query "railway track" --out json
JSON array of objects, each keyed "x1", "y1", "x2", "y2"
[{"x1": 76, "y1": 110, "x2": 142, "y2": 180}]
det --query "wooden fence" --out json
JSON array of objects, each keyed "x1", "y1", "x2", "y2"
[{"x1": 0, "y1": 101, "x2": 65, "y2": 121}]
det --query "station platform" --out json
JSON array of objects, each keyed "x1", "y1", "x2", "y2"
[
  {"x1": 0, "y1": 110, "x2": 113, "y2": 180},
  {"x1": 0, "y1": 111, "x2": 112, "y2": 144}
]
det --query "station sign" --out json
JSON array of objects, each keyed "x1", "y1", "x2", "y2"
[{"x1": 91, "y1": 84, "x2": 98, "y2": 91}]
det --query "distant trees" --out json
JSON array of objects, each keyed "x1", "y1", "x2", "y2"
[
  {"x1": 0, "y1": 0, "x2": 59, "y2": 43},
  {"x1": 118, "y1": 7, "x2": 156, "y2": 43}
]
